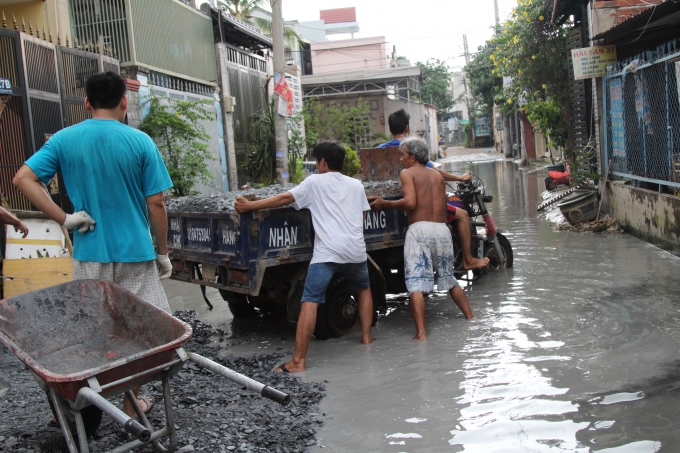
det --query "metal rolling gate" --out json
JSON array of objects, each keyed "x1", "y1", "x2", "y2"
[{"x1": 0, "y1": 25, "x2": 119, "y2": 211}]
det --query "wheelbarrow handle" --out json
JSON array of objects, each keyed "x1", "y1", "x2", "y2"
[
  {"x1": 188, "y1": 352, "x2": 290, "y2": 406},
  {"x1": 76, "y1": 387, "x2": 151, "y2": 442},
  {"x1": 261, "y1": 386, "x2": 290, "y2": 405}
]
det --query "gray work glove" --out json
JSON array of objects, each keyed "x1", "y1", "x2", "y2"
[
  {"x1": 62, "y1": 211, "x2": 96, "y2": 233},
  {"x1": 156, "y1": 254, "x2": 172, "y2": 279}
]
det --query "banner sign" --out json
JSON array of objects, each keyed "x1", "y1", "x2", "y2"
[
  {"x1": 571, "y1": 46, "x2": 617, "y2": 80},
  {"x1": 475, "y1": 116, "x2": 491, "y2": 137},
  {"x1": 609, "y1": 78, "x2": 625, "y2": 158},
  {"x1": 274, "y1": 77, "x2": 293, "y2": 117}
]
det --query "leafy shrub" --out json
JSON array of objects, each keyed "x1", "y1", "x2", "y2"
[
  {"x1": 342, "y1": 146, "x2": 361, "y2": 177},
  {"x1": 140, "y1": 96, "x2": 214, "y2": 197}
]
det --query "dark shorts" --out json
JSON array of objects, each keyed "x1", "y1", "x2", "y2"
[
  {"x1": 446, "y1": 197, "x2": 463, "y2": 224},
  {"x1": 301, "y1": 261, "x2": 370, "y2": 304}
]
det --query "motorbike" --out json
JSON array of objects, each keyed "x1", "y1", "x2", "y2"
[{"x1": 446, "y1": 175, "x2": 514, "y2": 279}]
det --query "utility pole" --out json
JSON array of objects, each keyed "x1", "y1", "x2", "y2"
[
  {"x1": 494, "y1": 0, "x2": 500, "y2": 29},
  {"x1": 271, "y1": 0, "x2": 288, "y2": 184},
  {"x1": 462, "y1": 34, "x2": 470, "y2": 65},
  {"x1": 462, "y1": 34, "x2": 475, "y2": 147}
]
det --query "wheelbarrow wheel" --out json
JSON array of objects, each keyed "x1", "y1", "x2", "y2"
[{"x1": 47, "y1": 392, "x2": 103, "y2": 438}]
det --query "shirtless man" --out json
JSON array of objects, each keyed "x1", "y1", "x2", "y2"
[
  {"x1": 369, "y1": 138, "x2": 475, "y2": 340},
  {"x1": 378, "y1": 109, "x2": 488, "y2": 270}
]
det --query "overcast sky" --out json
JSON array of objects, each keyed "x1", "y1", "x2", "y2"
[{"x1": 281, "y1": 0, "x2": 519, "y2": 69}]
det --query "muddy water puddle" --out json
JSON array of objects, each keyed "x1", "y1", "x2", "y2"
[{"x1": 168, "y1": 161, "x2": 680, "y2": 452}]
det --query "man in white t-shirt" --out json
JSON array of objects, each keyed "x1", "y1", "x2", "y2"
[{"x1": 235, "y1": 142, "x2": 375, "y2": 373}]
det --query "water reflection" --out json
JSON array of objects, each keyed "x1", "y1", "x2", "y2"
[{"x1": 442, "y1": 160, "x2": 680, "y2": 452}]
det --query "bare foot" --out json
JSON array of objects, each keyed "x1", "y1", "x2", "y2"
[
  {"x1": 273, "y1": 362, "x2": 305, "y2": 373},
  {"x1": 464, "y1": 313, "x2": 475, "y2": 320},
  {"x1": 463, "y1": 257, "x2": 490, "y2": 270},
  {"x1": 412, "y1": 333, "x2": 428, "y2": 341},
  {"x1": 123, "y1": 395, "x2": 153, "y2": 418},
  {"x1": 362, "y1": 336, "x2": 376, "y2": 345}
]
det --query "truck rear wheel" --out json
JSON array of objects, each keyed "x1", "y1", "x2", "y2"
[
  {"x1": 219, "y1": 290, "x2": 257, "y2": 318},
  {"x1": 314, "y1": 276, "x2": 361, "y2": 340}
]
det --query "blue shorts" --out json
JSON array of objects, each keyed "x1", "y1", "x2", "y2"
[{"x1": 301, "y1": 261, "x2": 370, "y2": 304}]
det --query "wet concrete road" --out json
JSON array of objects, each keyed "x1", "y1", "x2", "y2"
[{"x1": 166, "y1": 160, "x2": 680, "y2": 452}]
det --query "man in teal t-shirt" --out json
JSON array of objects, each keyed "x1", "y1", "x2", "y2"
[{"x1": 13, "y1": 71, "x2": 173, "y2": 417}]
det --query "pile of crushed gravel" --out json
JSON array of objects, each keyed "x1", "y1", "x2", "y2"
[
  {"x1": 166, "y1": 181, "x2": 403, "y2": 213},
  {"x1": 361, "y1": 180, "x2": 402, "y2": 198},
  {"x1": 0, "y1": 311, "x2": 325, "y2": 453},
  {"x1": 165, "y1": 184, "x2": 298, "y2": 214}
]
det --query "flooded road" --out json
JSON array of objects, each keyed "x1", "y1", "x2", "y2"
[{"x1": 167, "y1": 160, "x2": 680, "y2": 452}]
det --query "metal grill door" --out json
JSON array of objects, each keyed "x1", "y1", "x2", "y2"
[
  {"x1": 0, "y1": 28, "x2": 33, "y2": 210},
  {"x1": 20, "y1": 34, "x2": 64, "y2": 152}
]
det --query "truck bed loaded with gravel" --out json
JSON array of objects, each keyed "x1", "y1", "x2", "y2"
[{"x1": 165, "y1": 181, "x2": 407, "y2": 339}]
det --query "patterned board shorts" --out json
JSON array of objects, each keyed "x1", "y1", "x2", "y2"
[
  {"x1": 73, "y1": 259, "x2": 171, "y2": 313},
  {"x1": 404, "y1": 221, "x2": 459, "y2": 294}
]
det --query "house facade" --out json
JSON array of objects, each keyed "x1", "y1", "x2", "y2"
[{"x1": 552, "y1": 0, "x2": 680, "y2": 251}]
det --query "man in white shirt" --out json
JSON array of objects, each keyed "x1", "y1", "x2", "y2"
[{"x1": 235, "y1": 142, "x2": 375, "y2": 373}]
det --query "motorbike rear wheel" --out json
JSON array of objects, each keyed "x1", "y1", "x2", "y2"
[{"x1": 483, "y1": 232, "x2": 513, "y2": 271}]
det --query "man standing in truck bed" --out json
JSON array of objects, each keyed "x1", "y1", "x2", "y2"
[
  {"x1": 235, "y1": 142, "x2": 375, "y2": 373},
  {"x1": 369, "y1": 137, "x2": 474, "y2": 341}
]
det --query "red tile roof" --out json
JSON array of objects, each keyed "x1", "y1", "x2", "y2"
[{"x1": 320, "y1": 7, "x2": 357, "y2": 24}]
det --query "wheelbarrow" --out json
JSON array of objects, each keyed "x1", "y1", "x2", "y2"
[{"x1": 0, "y1": 279, "x2": 290, "y2": 453}]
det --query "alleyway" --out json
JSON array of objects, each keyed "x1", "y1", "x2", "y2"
[{"x1": 167, "y1": 160, "x2": 680, "y2": 452}]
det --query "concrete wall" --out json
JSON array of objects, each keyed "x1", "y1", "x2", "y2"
[
  {"x1": 298, "y1": 20, "x2": 327, "y2": 43},
  {"x1": 1, "y1": 0, "x2": 70, "y2": 42},
  {"x1": 311, "y1": 36, "x2": 387, "y2": 75},
  {"x1": 603, "y1": 181, "x2": 680, "y2": 252},
  {"x1": 315, "y1": 94, "x2": 386, "y2": 144}
]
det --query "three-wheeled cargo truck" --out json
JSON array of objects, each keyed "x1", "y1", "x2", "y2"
[{"x1": 167, "y1": 191, "x2": 408, "y2": 339}]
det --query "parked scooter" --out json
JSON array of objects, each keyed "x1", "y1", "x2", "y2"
[{"x1": 446, "y1": 175, "x2": 513, "y2": 279}]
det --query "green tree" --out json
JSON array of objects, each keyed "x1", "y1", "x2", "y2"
[
  {"x1": 489, "y1": 0, "x2": 571, "y2": 152},
  {"x1": 140, "y1": 96, "x2": 214, "y2": 197},
  {"x1": 246, "y1": 101, "x2": 276, "y2": 186},
  {"x1": 287, "y1": 113, "x2": 306, "y2": 183},
  {"x1": 416, "y1": 59, "x2": 454, "y2": 116},
  {"x1": 302, "y1": 99, "x2": 372, "y2": 150},
  {"x1": 342, "y1": 146, "x2": 361, "y2": 177}
]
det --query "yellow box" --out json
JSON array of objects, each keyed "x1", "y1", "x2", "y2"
[{"x1": 2, "y1": 257, "x2": 73, "y2": 299}]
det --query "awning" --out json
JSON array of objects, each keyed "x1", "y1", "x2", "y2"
[
  {"x1": 301, "y1": 66, "x2": 420, "y2": 86},
  {"x1": 201, "y1": 4, "x2": 272, "y2": 51},
  {"x1": 592, "y1": 1, "x2": 680, "y2": 43}
]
